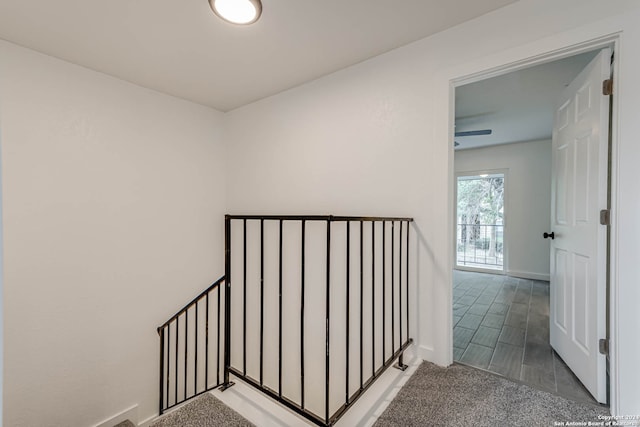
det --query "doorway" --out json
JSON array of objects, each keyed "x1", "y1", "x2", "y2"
[{"x1": 451, "y1": 46, "x2": 612, "y2": 406}]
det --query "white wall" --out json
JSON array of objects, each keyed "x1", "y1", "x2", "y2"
[
  {"x1": 225, "y1": 0, "x2": 640, "y2": 416},
  {"x1": 0, "y1": 41, "x2": 226, "y2": 426},
  {"x1": 0, "y1": 118, "x2": 3, "y2": 425},
  {"x1": 3, "y1": 0, "x2": 640, "y2": 423},
  {"x1": 455, "y1": 140, "x2": 551, "y2": 280}
]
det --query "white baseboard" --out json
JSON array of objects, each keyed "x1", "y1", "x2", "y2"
[
  {"x1": 139, "y1": 347, "x2": 422, "y2": 427},
  {"x1": 214, "y1": 380, "x2": 312, "y2": 426},
  {"x1": 417, "y1": 344, "x2": 448, "y2": 367},
  {"x1": 139, "y1": 413, "x2": 157, "y2": 427},
  {"x1": 336, "y1": 349, "x2": 420, "y2": 427},
  {"x1": 454, "y1": 266, "x2": 550, "y2": 282},
  {"x1": 212, "y1": 346, "x2": 421, "y2": 427},
  {"x1": 93, "y1": 404, "x2": 138, "y2": 427},
  {"x1": 506, "y1": 270, "x2": 550, "y2": 281},
  {"x1": 454, "y1": 266, "x2": 505, "y2": 275}
]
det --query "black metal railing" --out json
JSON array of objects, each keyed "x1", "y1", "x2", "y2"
[
  {"x1": 456, "y1": 223, "x2": 504, "y2": 268},
  {"x1": 223, "y1": 215, "x2": 413, "y2": 427},
  {"x1": 157, "y1": 276, "x2": 226, "y2": 415}
]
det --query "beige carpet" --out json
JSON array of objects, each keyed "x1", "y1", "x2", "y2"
[
  {"x1": 151, "y1": 393, "x2": 253, "y2": 427},
  {"x1": 375, "y1": 362, "x2": 609, "y2": 427}
]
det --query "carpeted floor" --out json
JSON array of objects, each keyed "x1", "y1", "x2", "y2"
[
  {"x1": 374, "y1": 362, "x2": 608, "y2": 427},
  {"x1": 150, "y1": 393, "x2": 254, "y2": 427}
]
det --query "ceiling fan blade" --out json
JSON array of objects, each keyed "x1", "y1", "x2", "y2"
[{"x1": 454, "y1": 129, "x2": 492, "y2": 137}]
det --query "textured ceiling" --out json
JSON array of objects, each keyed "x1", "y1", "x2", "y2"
[{"x1": 0, "y1": 0, "x2": 517, "y2": 111}]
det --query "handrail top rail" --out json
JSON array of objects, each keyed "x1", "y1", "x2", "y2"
[
  {"x1": 226, "y1": 214, "x2": 414, "y2": 222},
  {"x1": 157, "y1": 275, "x2": 225, "y2": 333}
]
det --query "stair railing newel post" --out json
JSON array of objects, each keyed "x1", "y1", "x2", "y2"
[
  {"x1": 394, "y1": 220, "x2": 410, "y2": 372},
  {"x1": 158, "y1": 326, "x2": 165, "y2": 415},
  {"x1": 221, "y1": 214, "x2": 235, "y2": 390},
  {"x1": 325, "y1": 216, "x2": 332, "y2": 425}
]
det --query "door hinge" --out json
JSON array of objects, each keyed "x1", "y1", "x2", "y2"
[
  {"x1": 599, "y1": 338, "x2": 609, "y2": 355},
  {"x1": 600, "y1": 209, "x2": 611, "y2": 226},
  {"x1": 603, "y1": 79, "x2": 613, "y2": 96}
]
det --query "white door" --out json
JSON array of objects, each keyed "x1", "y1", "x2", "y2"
[{"x1": 549, "y1": 48, "x2": 610, "y2": 404}]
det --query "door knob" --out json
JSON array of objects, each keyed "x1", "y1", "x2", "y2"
[{"x1": 543, "y1": 232, "x2": 555, "y2": 240}]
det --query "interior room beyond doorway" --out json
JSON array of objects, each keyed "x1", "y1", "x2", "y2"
[{"x1": 453, "y1": 269, "x2": 596, "y2": 405}]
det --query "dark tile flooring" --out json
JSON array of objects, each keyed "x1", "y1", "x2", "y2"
[{"x1": 453, "y1": 269, "x2": 598, "y2": 405}]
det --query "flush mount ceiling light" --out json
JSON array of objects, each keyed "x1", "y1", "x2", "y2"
[{"x1": 209, "y1": 0, "x2": 262, "y2": 25}]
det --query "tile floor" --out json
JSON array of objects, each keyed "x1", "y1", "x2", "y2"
[{"x1": 453, "y1": 269, "x2": 599, "y2": 405}]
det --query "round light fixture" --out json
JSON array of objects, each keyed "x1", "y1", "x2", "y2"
[{"x1": 209, "y1": 0, "x2": 262, "y2": 25}]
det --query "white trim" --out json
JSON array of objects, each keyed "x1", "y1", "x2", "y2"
[
  {"x1": 139, "y1": 348, "x2": 422, "y2": 427},
  {"x1": 455, "y1": 265, "x2": 504, "y2": 275},
  {"x1": 505, "y1": 270, "x2": 550, "y2": 282},
  {"x1": 208, "y1": 347, "x2": 421, "y2": 427},
  {"x1": 417, "y1": 344, "x2": 449, "y2": 367},
  {"x1": 454, "y1": 267, "x2": 549, "y2": 281},
  {"x1": 447, "y1": 33, "x2": 620, "y2": 413},
  {"x1": 0, "y1": 125, "x2": 4, "y2": 426},
  {"x1": 93, "y1": 404, "x2": 138, "y2": 427},
  {"x1": 607, "y1": 34, "x2": 621, "y2": 418},
  {"x1": 451, "y1": 35, "x2": 619, "y2": 87},
  {"x1": 138, "y1": 413, "x2": 158, "y2": 427}
]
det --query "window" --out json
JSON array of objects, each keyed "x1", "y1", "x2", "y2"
[{"x1": 456, "y1": 173, "x2": 504, "y2": 271}]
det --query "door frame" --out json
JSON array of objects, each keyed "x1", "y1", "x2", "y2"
[
  {"x1": 448, "y1": 34, "x2": 620, "y2": 409},
  {"x1": 454, "y1": 169, "x2": 508, "y2": 274}
]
